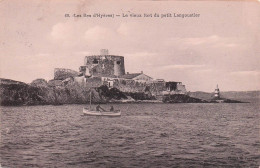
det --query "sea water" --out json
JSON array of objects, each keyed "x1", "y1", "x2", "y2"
[{"x1": 0, "y1": 103, "x2": 259, "y2": 167}]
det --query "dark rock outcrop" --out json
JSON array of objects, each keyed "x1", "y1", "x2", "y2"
[
  {"x1": 125, "y1": 92, "x2": 156, "y2": 100},
  {"x1": 97, "y1": 85, "x2": 128, "y2": 101},
  {"x1": 209, "y1": 98, "x2": 245, "y2": 103},
  {"x1": 162, "y1": 94, "x2": 207, "y2": 103},
  {"x1": 189, "y1": 91, "x2": 253, "y2": 103}
]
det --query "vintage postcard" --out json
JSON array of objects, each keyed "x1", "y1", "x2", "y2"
[{"x1": 0, "y1": 0, "x2": 259, "y2": 167}]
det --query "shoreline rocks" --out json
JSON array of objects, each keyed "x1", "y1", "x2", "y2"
[{"x1": 0, "y1": 78, "x2": 247, "y2": 106}]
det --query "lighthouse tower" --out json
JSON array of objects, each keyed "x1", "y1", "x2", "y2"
[{"x1": 214, "y1": 84, "x2": 220, "y2": 99}]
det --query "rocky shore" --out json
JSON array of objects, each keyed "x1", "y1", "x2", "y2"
[{"x1": 0, "y1": 78, "x2": 207, "y2": 106}]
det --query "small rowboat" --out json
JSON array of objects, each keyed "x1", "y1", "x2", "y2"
[
  {"x1": 83, "y1": 108, "x2": 121, "y2": 117},
  {"x1": 84, "y1": 91, "x2": 121, "y2": 117}
]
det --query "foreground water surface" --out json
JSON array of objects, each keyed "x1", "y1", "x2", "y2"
[{"x1": 0, "y1": 103, "x2": 259, "y2": 167}]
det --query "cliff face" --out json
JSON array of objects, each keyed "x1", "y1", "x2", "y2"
[
  {"x1": 0, "y1": 78, "x2": 130, "y2": 106},
  {"x1": 0, "y1": 79, "x2": 46, "y2": 106},
  {"x1": 0, "y1": 78, "x2": 93, "y2": 106}
]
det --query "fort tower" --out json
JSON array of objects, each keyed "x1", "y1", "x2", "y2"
[{"x1": 83, "y1": 49, "x2": 125, "y2": 77}]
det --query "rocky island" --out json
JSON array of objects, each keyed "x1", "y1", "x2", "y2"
[{"x1": 0, "y1": 49, "x2": 245, "y2": 106}]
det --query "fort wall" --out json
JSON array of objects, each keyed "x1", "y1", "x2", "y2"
[
  {"x1": 176, "y1": 84, "x2": 187, "y2": 94},
  {"x1": 101, "y1": 77, "x2": 186, "y2": 95},
  {"x1": 113, "y1": 79, "x2": 147, "y2": 93},
  {"x1": 54, "y1": 68, "x2": 80, "y2": 80},
  {"x1": 148, "y1": 82, "x2": 167, "y2": 95},
  {"x1": 85, "y1": 77, "x2": 102, "y2": 88}
]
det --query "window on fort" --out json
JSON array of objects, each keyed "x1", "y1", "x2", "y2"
[
  {"x1": 116, "y1": 61, "x2": 121, "y2": 65},
  {"x1": 108, "y1": 81, "x2": 114, "y2": 88},
  {"x1": 93, "y1": 59, "x2": 98, "y2": 64}
]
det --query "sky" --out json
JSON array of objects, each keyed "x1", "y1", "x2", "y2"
[{"x1": 0, "y1": 0, "x2": 259, "y2": 92}]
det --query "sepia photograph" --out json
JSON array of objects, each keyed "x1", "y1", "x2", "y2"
[{"x1": 0, "y1": 0, "x2": 259, "y2": 167}]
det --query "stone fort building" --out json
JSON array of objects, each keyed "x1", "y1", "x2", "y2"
[
  {"x1": 54, "y1": 49, "x2": 187, "y2": 96},
  {"x1": 80, "y1": 49, "x2": 126, "y2": 78}
]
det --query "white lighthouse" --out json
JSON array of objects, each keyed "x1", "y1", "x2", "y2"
[{"x1": 214, "y1": 84, "x2": 220, "y2": 99}]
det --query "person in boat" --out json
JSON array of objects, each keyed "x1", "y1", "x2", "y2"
[
  {"x1": 110, "y1": 106, "x2": 114, "y2": 112},
  {"x1": 96, "y1": 104, "x2": 105, "y2": 112}
]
